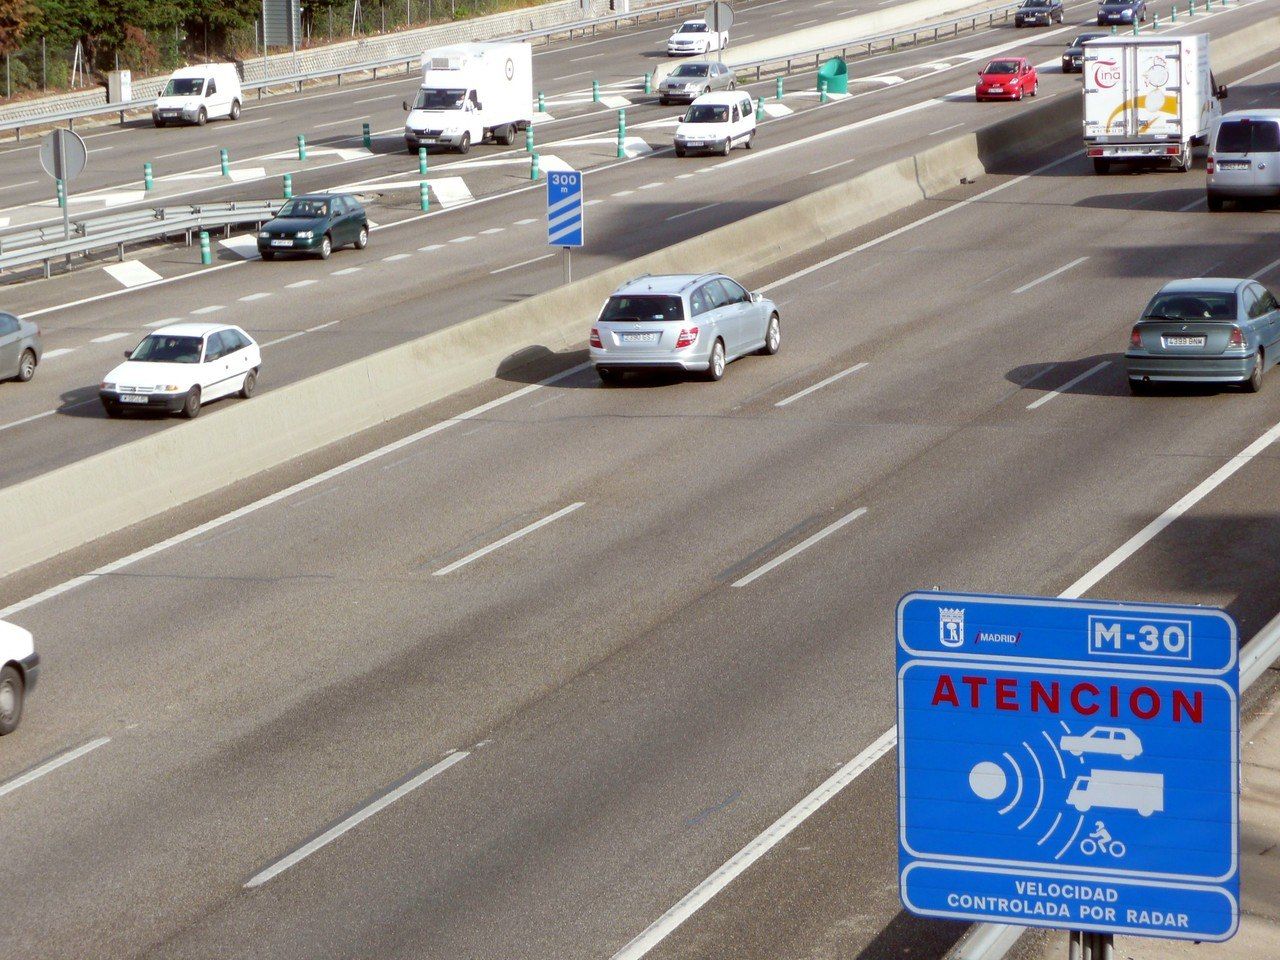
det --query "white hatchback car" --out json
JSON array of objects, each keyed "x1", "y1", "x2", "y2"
[
  {"x1": 667, "y1": 19, "x2": 728, "y2": 56},
  {"x1": 1, "y1": 619, "x2": 38, "y2": 736},
  {"x1": 99, "y1": 322, "x2": 261, "y2": 419},
  {"x1": 674, "y1": 91, "x2": 756, "y2": 156}
]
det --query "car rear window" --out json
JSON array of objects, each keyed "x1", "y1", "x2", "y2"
[
  {"x1": 1144, "y1": 291, "x2": 1237, "y2": 322},
  {"x1": 600, "y1": 295, "x2": 683, "y2": 323},
  {"x1": 1215, "y1": 119, "x2": 1280, "y2": 153}
]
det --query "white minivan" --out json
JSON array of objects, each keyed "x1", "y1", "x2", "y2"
[
  {"x1": 153, "y1": 64, "x2": 243, "y2": 127},
  {"x1": 1207, "y1": 110, "x2": 1280, "y2": 210},
  {"x1": 1, "y1": 619, "x2": 38, "y2": 736},
  {"x1": 674, "y1": 91, "x2": 756, "y2": 157}
]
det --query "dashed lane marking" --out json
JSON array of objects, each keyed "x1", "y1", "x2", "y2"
[{"x1": 89, "y1": 332, "x2": 131, "y2": 344}]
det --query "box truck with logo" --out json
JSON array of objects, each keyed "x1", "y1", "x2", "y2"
[
  {"x1": 403, "y1": 42, "x2": 533, "y2": 154},
  {"x1": 1082, "y1": 34, "x2": 1227, "y2": 174}
]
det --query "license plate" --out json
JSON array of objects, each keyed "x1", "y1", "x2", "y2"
[
  {"x1": 119, "y1": 394, "x2": 148, "y2": 404},
  {"x1": 1218, "y1": 160, "x2": 1249, "y2": 170},
  {"x1": 270, "y1": 239, "x2": 294, "y2": 247},
  {"x1": 1164, "y1": 336, "x2": 1206, "y2": 347},
  {"x1": 685, "y1": 141, "x2": 704, "y2": 147},
  {"x1": 988, "y1": 87, "x2": 1003, "y2": 92},
  {"x1": 621, "y1": 332, "x2": 660, "y2": 343}
]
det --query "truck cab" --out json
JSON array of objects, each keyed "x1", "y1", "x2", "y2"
[{"x1": 403, "y1": 43, "x2": 533, "y2": 154}]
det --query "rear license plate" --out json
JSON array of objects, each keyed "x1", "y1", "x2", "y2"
[
  {"x1": 1164, "y1": 336, "x2": 1206, "y2": 347},
  {"x1": 119, "y1": 395, "x2": 148, "y2": 404},
  {"x1": 270, "y1": 239, "x2": 294, "y2": 247},
  {"x1": 621, "y1": 332, "x2": 660, "y2": 344},
  {"x1": 1218, "y1": 160, "x2": 1249, "y2": 170},
  {"x1": 685, "y1": 140, "x2": 704, "y2": 147}
]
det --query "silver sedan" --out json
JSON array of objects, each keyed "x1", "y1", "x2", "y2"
[
  {"x1": 0, "y1": 311, "x2": 41, "y2": 383},
  {"x1": 658, "y1": 61, "x2": 736, "y2": 105}
]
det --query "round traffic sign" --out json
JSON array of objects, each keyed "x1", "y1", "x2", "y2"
[
  {"x1": 39, "y1": 128, "x2": 87, "y2": 182},
  {"x1": 707, "y1": 1, "x2": 734, "y2": 31}
]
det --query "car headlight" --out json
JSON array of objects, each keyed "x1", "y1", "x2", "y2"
[
  {"x1": 1122, "y1": 8, "x2": 1133, "y2": 14},
  {"x1": 101, "y1": 381, "x2": 116, "y2": 390},
  {"x1": 161, "y1": 384, "x2": 180, "y2": 392},
  {"x1": 259, "y1": 230, "x2": 270, "y2": 238},
  {"x1": 295, "y1": 230, "x2": 313, "y2": 239}
]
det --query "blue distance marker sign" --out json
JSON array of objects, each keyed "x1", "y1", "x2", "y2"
[
  {"x1": 547, "y1": 168, "x2": 583, "y2": 248},
  {"x1": 897, "y1": 592, "x2": 1239, "y2": 941}
]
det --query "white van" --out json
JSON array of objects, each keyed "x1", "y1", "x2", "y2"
[
  {"x1": 403, "y1": 43, "x2": 533, "y2": 154},
  {"x1": 1207, "y1": 110, "x2": 1280, "y2": 210},
  {"x1": 0, "y1": 619, "x2": 38, "y2": 735},
  {"x1": 153, "y1": 63, "x2": 243, "y2": 127},
  {"x1": 673, "y1": 91, "x2": 756, "y2": 157}
]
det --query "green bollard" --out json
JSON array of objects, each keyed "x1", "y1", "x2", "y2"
[
  {"x1": 1133, "y1": 21, "x2": 1139, "y2": 33},
  {"x1": 362, "y1": 122, "x2": 371, "y2": 149},
  {"x1": 296, "y1": 134, "x2": 307, "y2": 160},
  {"x1": 418, "y1": 146, "x2": 428, "y2": 175},
  {"x1": 56, "y1": 178, "x2": 65, "y2": 207},
  {"x1": 282, "y1": 173, "x2": 293, "y2": 199},
  {"x1": 143, "y1": 162, "x2": 154, "y2": 190},
  {"x1": 1153, "y1": 13, "x2": 1158, "y2": 26},
  {"x1": 219, "y1": 148, "x2": 230, "y2": 177},
  {"x1": 820, "y1": 79, "x2": 829, "y2": 103},
  {"x1": 199, "y1": 230, "x2": 212, "y2": 266},
  {"x1": 1171, "y1": 4, "x2": 1177, "y2": 19},
  {"x1": 755, "y1": 96, "x2": 764, "y2": 121},
  {"x1": 592, "y1": 79, "x2": 600, "y2": 103},
  {"x1": 617, "y1": 108, "x2": 626, "y2": 158},
  {"x1": 419, "y1": 181, "x2": 430, "y2": 212},
  {"x1": 525, "y1": 125, "x2": 534, "y2": 152},
  {"x1": 530, "y1": 152, "x2": 540, "y2": 180},
  {"x1": 776, "y1": 76, "x2": 784, "y2": 101},
  {"x1": 644, "y1": 72, "x2": 652, "y2": 95},
  {"x1": 538, "y1": 90, "x2": 546, "y2": 112},
  {"x1": 1111, "y1": 24, "x2": 1117, "y2": 33}
]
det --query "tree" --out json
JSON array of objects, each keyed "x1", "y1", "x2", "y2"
[{"x1": 0, "y1": 0, "x2": 34, "y2": 55}]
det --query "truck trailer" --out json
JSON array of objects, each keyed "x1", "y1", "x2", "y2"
[{"x1": 403, "y1": 42, "x2": 533, "y2": 154}]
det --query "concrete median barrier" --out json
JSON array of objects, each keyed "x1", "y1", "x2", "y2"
[{"x1": 1, "y1": 16, "x2": 1275, "y2": 582}]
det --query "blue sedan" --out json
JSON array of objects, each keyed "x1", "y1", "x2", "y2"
[{"x1": 1126, "y1": 278, "x2": 1280, "y2": 393}]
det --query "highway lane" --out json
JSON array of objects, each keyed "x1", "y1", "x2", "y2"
[
  {"x1": 5, "y1": 78, "x2": 1280, "y2": 958},
  {"x1": 0, "y1": 0, "x2": 1270, "y2": 490}
]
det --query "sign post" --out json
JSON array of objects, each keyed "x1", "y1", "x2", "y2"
[
  {"x1": 897, "y1": 591, "x2": 1239, "y2": 945},
  {"x1": 547, "y1": 167, "x2": 583, "y2": 284},
  {"x1": 708, "y1": 2, "x2": 734, "y2": 64},
  {"x1": 39, "y1": 128, "x2": 87, "y2": 243}
]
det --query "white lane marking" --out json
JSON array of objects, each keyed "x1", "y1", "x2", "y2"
[
  {"x1": 41, "y1": 348, "x2": 75, "y2": 359},
  {"x1": 239, "y1": 292, "x2": 273, "y2": 302},
  {"x1": 666, "y1": 202, "x2": 721, "y2": 222},
  {"x1": 0, "y1": 409, "x2": 56, "y2": 433},
  {"x1": 351, "y1": 95, "x2": 388, "y2": 105},
  {"x1": 639, "y1": 182, "x2": 664, "y2": 190},
  {"x1": 306, "y1": 321, "x2": 340, "y2": 333},
  {"x1": 809, "y1": 155, "x2": 861, "y2": 176},
  {"x1": 570, "y1": 52, "x2": 608, "y2": 62},
  {"x1": 449, "y1": 235, "x2": 475, "y2": 244},
  {"x1": 382, "y1": 253, "x2": 412, "y2": 261},
  {"x1": 1250, "y1": 257, "x2": 1280, "y2": 279},
  {"x1": 90, "y1": 332, "x2": 130, "y2": 344},
  {"x1": 218, "y1": 234, "x2": 260, "y2": 259},
  {"x1": 930, "y1": 122, "x2": 965, "y2": 136},
  {"x1": 285, "y1": 279, "x2": 317, "y2": 288},
  {"x1": 585, "y1": 198, "x2": 604, "y2": 206},
  {"x1": 331, "y1": 267, "x2": 362, "y2": 275},
  {"x1": 1013, "y1": 256, "x2": 1089, "y2": 295},
  {"x1": 514, "y1": 218, "x2": 537, "y2": 225},
  {"x1": 259, "y1": 330, "x2": 309, "y2": 348},
  {"x1": 732, "y1": 507, "x2": 867, "y2": 588},
  {"x1": 430, "y1": 176, "x2": 474, "y2": 208},
  {"x1": 103, "y1": 260, "x2": 164, "y2": 288},
  {"x1": 675, "y1": 173, "x2": 698, "y2": 180},
  {"x1": 611, "y1": 727, "x2": 897, "y2": 960},
  {"x1": 1026, "y1": 361, "x2": 1110, "y2": 411},
  {"x1": 774, "y1": 362, "x2": 868, "y2": 407},
  {"x1": 191, "y1": 304, "x2": 225, "y2": 315},
  {"x1": 314, "y1": 117, "x2": 363, "y2": 129},
  {"x1": 244, "y1": 751, "x2": 468, "y2": 888},
  {"x1": 490, "y1": 252, "x2": 556, "y2": 275},
  {"x1": 146, "y1": 317, "x2": 182, "y2": 327},
  {"x1": 433, "y1": 502, "x2": 585, "y2": 576},
  {"x1": 612, "y1": 190, "x2": 635, "y2": 197},
  {"x1": 155, "y1": 145, "x2": 213, "y2": 160},
  {"x1": 0, "y1": 737, "x2": 111, "y2": 800},
  {"x1": 0, "y1": 178, "x2": 38, "y2": 192},
  {"x1": 0, "y1": 362, "x2": 593, "y2": 620},
  {"x1": 418, "y1": 243, "x2": 444, "y2": 252},
  {"x1": 480, "y1": 227, "x2": 505, "y2": 235},
  {"x1": 1178, "y1": 196, "x2": 1205, "y2": 212}
]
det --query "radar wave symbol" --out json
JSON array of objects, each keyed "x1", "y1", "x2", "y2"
[{"x1": 966, "y1": 731, "x2": 1080, "y2": 857}]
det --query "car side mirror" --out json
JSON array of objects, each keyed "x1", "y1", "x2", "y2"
[
  {"x1": 402, "y1": 99, "x2": 409, "y2": 111},
  {"x1": 750, "y1": 292, "x2": 763, "y2": 303},
  {"x1": 123, "y1": 350, "x2": 131, "y2": 358},
  {"x1": 1218, "y1": 85, "x2": 1228, "y2": 100}
]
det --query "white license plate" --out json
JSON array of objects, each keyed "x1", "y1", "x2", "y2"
[
  {"x1": 684, "y1": 141, "x2": 704, "y2": 147},
  {"x1": 1218, "y1": 161, "x2": 1249, "y2": 170},
  {"x1": 621, "y1": 332, "x2": 660, "y2": 343},
  {"x1": 119, "y1": 395, "x2": 148, "y2": 404},
  {"x1": 1164, "y1": 336, "x2": 1206, "y2": 346},
  {"x1": 270, "y1": 239, "x2": 294, "y2": 247},
  {"x1": 988, "y1": 87, "x2": 1003, "y2": 92}
]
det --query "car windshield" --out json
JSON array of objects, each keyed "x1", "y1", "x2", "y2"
[
  {"x1": 1144, "y1": 292, "x2": 1238, "y2": 321},
  {"x1": 672, "y1": 64, "x2": 710, "y2": 77},
  {"x1": 278, "y1": 198, "x2": 329, "y2": 218},
  {"x1": 600, "y1": 295, "x2": 684, "y2": 323},
  {"x1": 685, "y1": 104, "x2": 729, "y2": 123},
  {"x1": 129, "y1": 334, "x2": 204, "y2": 363},
  {"x1": 162, "y1": 77, "x2": 204, "y2": 97},
  {"x1": 414, "y1": 87, "x2": 467, "y2": 110},
  {"x1": 1021, "y1": 0, "x2": 1049, "y2": 7},
  {"x1": 679, "y1": 22, "x2": 708, "y2": 32},
  {"x1": 1216, "y1": 120, "x2": 1280, "y2": 154},
  {"x1": 984, "y1": 60, "x2": 1020, "y2": 75}
]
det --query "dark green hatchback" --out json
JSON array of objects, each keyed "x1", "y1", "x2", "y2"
[{"x1": 257, "y1": 193, "x2": 369, "y2": 260}]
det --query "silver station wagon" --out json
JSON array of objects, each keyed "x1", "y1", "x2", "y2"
[
  {"x1": 1125, "y1": 277, "x2": 1280, "y2": 393},
  {"x1": 589, "y1": 273, "x2": 780, "y2": 382}
]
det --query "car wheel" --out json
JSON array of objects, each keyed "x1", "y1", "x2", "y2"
[
  {"x1": 660, "y1": 96, "x2": 669, "y2": 105},
  {"x1": 355, "y1": 225, "x2": 369, "y2": 249},
  {"x1": 728, "y1": 81, "x2": 736, "y2": 91},
  {"x1": 744, "y1": 131, "x2": 754, "y2": 150},
  {"x1": 498, "y1": 124, "x2": 515, "y2": 146},
  {"x1": 196, "y1": 107, "x2": 207, "y2": 126},
  {"x1": 705, "y1": 339, "x2": 726, "y2": 381},
  {"x1": 720, "y1": 137, "x2": 732, "y2": 156},
  {"x1": 760, "y1": 313, "x2": 781, "y2": 355},
  {"x1": 16, "y1": 349, "x2": 36, "y2": 382},
  {"x1": 1093, "y1": 157, "x2": 1111, "y2": 175},
  {"x1": 240, "y1": 368, "x2": 258, "y2": 399},
  {"x1": 102, "y1": 401, "x2": 123, "y2": 418},
  {"x1": 597, "y1": 367, "x2": 621, "y2": 384},
  {"x1": 1140, "y1": 9, "x2": 1147, "y2": 20},
  {"x1": 0, "y1": 665, "x2": 23, "y2": 736},
  {"x1": 1031, "y1": 81, "x2": 1038, "y2": 97},
  {"x1": 154, "y1": 119, "x2": 165, "y2": 128},
  {"x1": 261, "y1": 250, "x2": 275, "y2": 261},
  {"x1": 675, "y1": 144, "x2": 687, "y2": 158},
  {"x1": 1128, "y1": 379, "x2": 1150, "y2": 395},
  {"x1": 457, "y1": 132, "x2": 471, "y2": 154},
  {"x1": 318, "y1": 234, "x2": 332, "y2": 260},
  {"x1": 703, "y1": 86, "x2": 712, "y2": 97},
  {"x1": 1244, "y1": 351, "x2": 1264, "y2": 393},
  {"x1": 1015, "y1": 87, "x2": 1024, "y2": 101},
  {"x1": 1207, "y1": 195, "x2": 1224, "y2": 212},
  {"x1": 181, "y1": 386, "x2": 202, "y2": 419},
  {"x1": 229, "y1": 99, "x2": 241, "y2": 120}
]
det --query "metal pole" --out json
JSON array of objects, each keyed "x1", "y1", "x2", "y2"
[
  {"x1": 56, "y1": 130, "x2": 71, "y2": 243},
  {"x1": 563, "y1": 248, "x2": 571, "y2": 283}
]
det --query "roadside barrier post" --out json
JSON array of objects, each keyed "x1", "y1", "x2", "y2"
[
  {"x1": 756, "y1": 97, "x2": 764, "y2": 121},
  {"x1": 1171, "y1": 4, "x2": 1177, "y2": 19},
  {"x1": 419, "y1": 181, "x2": 430, "y2": 212},
  {"x1": 219, "y1": 148, "x2": 230, "y2": 177},
  {"x1": 1153, "y1": 13, "x2": 1159, "y2": 27},
  {"x1": 362, "y1": 122, "x2": 371, "y2": 149},
  {"x1": 644, "y1": 72, "x2": 652, "y2": 94},
  {"x1": 776, "y1": 76, "x2": 784, "y2": 100},
  {"x1": 282, "y1": 173, "x2": 293, "y2": 199},
  {"x1": 538, "y1": 90, "x2": 546, "y2": 112},
  {"x1": 530, "y1": 152, "x2": 540, "y2": 180},
  {"x1": 296, "y1": 134, "x2": 307, "y2": 160},
  {"x1": 1189, "y1": 1, "x2": 1195, "y2": 16},
  {"x1": 418, "y1": 146, "x2": 428, "y2": 175},
  {"x1": 617, "y1": 108, "x2": 626, "y2": 158},
  {"x1": 199, "y1": 230, "x2": 211, "y2": 265},
  {"x1": 820, "y1": 79, "x2": 829, "y2": 103},
  {"x1": 1111, "y1": 24, "x2": 1117, "y2": 33},
  {"x1": 525, "y1": 125, "x2": 534, "y2": 152},
  {"x1": 1132, "y1": 21, "x2": 1139, "y2": 33},
  {"x1": 592, "y1": 80, "x2": 600, "y2": 103},
  {"x1": 56, "y1": 178, "x2": 65, "y2": 208},
  {"x1": 143, "y1": 162, "x2": 154, "y2": 191}
]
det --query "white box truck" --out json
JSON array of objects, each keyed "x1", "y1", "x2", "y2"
[
  {"x1": 152, "y1": 63, "x2": 243, "y2": 127},
  {"x1": 1082, "y1": 34, "x2": 1227, "y2": 174},
  {"x1": 403, "y1": 42, "x2": 533, "y2": 154}
]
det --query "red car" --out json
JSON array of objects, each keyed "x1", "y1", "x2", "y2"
[{"x1": 975, "y1": 57, "x2": 1038, "y2": 101}]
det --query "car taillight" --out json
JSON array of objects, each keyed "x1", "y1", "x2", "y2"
[
  {"x1": 675, "y1": 326, "x2": 698, "y2": 348},
  {"x1": 1228, "y1": 327, "x2": 1245, "y2": 347},
  {"x1": 1165, "y1": 146, "x2": 1180, "y2": 156},
  {"x1": 1087, "y1": 148, "x2": 1104, "y2": 157},
  {"x1": 1206, "y1": 155, "x2": 1215, "y2": 174},
  {"x1": 590, "y1": 327, "x2": 602, "y2": 348},
  {"x1": 1130, "y1": 326, "x2": 1143, "y2": 348}
]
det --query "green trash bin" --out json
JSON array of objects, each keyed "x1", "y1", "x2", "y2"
[{"x1": 817, "y1": 57, "x2": 849, "y2": 95}]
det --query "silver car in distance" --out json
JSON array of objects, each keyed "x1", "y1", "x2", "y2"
[{"x1": 589, "y1": 273, "x2": 781, "y2": 383}]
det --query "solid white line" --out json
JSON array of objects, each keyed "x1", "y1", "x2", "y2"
[
  {"x1": 558, "y1": 70, "x2": 591, "y2": 80},
  {"x1": 0, "y1": 409, "x2": 56, "y2": 434},
  {"x1": 570, "y1": 52, "x2": 608, "y2": 62},
  {"x1": 1250, "y1": 257, "x2": 1280, "y2": 279},
  {"x1": 0, "y1": 362, "x2": 592, "y2": 620},
  {"x1": 611, "y1": 727, "x2": 897, "y2": 960},
  {"x1": 259, "y1": 330, "x2": 309, "y2": 348},
  {"x1": 314, "y1": 117, "x2": 362, "y2": 129},
  {"x1": 90, "y1": 332, "x2": 130, "y2": 344},
  {"x1": 732, "y1": 507, "x2": 867, "y2": 588},
  {"x1": 774, "y1": 362, "x2": 867, "y2": 407},
  {"x1": 930, "y1": 122, "x2": 965, "y2": 136},
  {"x1": 244, "y1": 751, "x2": 468, "y2": 888},
  {"x1": 666, "y1": 202, "x2": 721, "y2": 221},
  {"x1": 191, "y1": 304, "x2": 225, "y2": 315},
  {"x1": 1025, "y1": 361, "x2": 1109, "y2": 411},
  {"x1": 1013, "y1": 256, "x2": 1089, "y2": 295},
  {"x1": 285, "y1": 279, "x2": 317, "y2": 288},
  {"x1": 0, "y1": 178, "x2": 38, "y2": 192},
  {"x1": 306, "y1": 320, "x2": 340, "y2": 333},
  {"x1": 351, "y1": 95, "x2": 388, "y2": 105},
  {"x1": 433, "y1": 502, "x2": 584, "y2": 576},
  {"x1": 239, "y1": 292, "x2": 273, "y2": 302},
  {"x1": 155, "y1": 145, "x2": 212, "y2": 160},
  {"x1": 0, "y1": 737, "x2": 111, "y2": 800},
  {"x1": 490, "y1": 252, "x2": 556, "y2": 274},
  {"x1": 41, "y1": 348, "x2": 75, "y2": 359}
]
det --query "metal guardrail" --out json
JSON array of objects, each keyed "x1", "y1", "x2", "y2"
[
  {"x1": 0, "y1": 0, "x2": 708, "y2": 140},
  {"x1": 0, "y1": 200, "x2": 282, "y2": 278}
]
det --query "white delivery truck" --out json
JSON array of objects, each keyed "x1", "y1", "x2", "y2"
[
  {"x1": 403, "y1": 42, "x2": 533, "y2": 154},
  {"x1": 1082, "y1": 34, "x2": 1227, "y2": 174},
  {"x1": 152, "y1": 63, "x2": 243, "y2": 127}
]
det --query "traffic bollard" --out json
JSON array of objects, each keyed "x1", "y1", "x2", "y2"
[
  {"x1": 143, "y1": 162, "x2": 154, "y2": 191},
  {"x1": 362, "y1": 122, "x2": 371, "y2": 149},
  {"x1": 820, "y1": 79, "x2": 829, "y2": 103},
  {"x1": 538, "y1": 90, "x2": 546, "y2": 112},
  {"x1": 776, "y1": 76, "x2": 784, "y2": 100},
  {"x1": 419, "y1": 181, "x2": 430, "y2": 212},
  {"x1": 219, "y1": 148, "x2": 230, "y2": 177},
  {"x1": 1111, "y1": 24, "x2": 1117, "y2": 33},
  {"x1": 1188, "y1": 0, "x2": 1195, "y2": 15},
  {"x1": 296, "y1": 134, "x2": 307, "y2": 160},
  {"x1": 56, "y1": 178, "x2": 65, "y2": 207},
  {"x1": 1171, "y1": 3, "x2": 1177, "y2": 19},
  {"x1": 644, "y1": 72, "x2": 652, "y2": 94},
  {"x1": 525, "y1": 125, "x2": 534, "y2": 152},
  {"x1": 592, "y1": 80, "x2": 600, "y2": 103},
  {"x1": 418, "y1": 146, "x2": 428, "y2": 176},
  {"x1": 617, "y1": 108, "x2": 626, "y2": 158},
  {"x1": 756, "y1": 97, "x2": 765, "y2": 121},
  {"x1": 199, "y1": 230, "x2": 212, "y2": 265},
  {"x1": 530, "y1": 152, "x2": 540, "y2": 180},
  {"x1": 282, "y1": 173, "x2": 293, "y2": 199},
  {"x1": 1153, "y1": 13, "x2": 1159, "y2": 26},
  {"x1": 1132, "y1": 21, "x2": 1139, "y2": 33}
]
